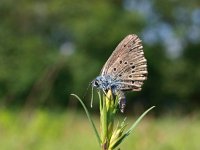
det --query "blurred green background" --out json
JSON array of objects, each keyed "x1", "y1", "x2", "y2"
[{"x1": 0, "y1": 0, "x2": 200, "y2": 149}]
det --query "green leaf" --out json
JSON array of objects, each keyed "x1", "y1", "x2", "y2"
[
  {"x1": 98, "y1": 91, "x2": 103, "y2": 112},
  {"x1": 111, "y1": 106, "x2": 155, "y2": 149},
  {"x1": 126, "y1": 106, "x2": 155, "y2": 135},
  {"x1": 70, "y1": 94, "x2": 101, "y2": 146},
  {"x1": 109, "y1": 118, "x2": 128, "y2": 148},
  {"x1": 102, "y1": 93, "x2": 108, "y2": 143}
]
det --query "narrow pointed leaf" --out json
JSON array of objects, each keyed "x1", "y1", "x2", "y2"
[
  {"x1": 111, "y1": 106, "x2": 155, "y2": 149},
  {"x1": 71, "y1": 94, "x2": 101, "y2": 146},
  {"x1": 126, "y1": 106, "x2": 155, "y2": 135}
]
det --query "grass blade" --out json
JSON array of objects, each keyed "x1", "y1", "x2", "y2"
[
  {"x1": 112, "y1": 106, "x2": 155, "y2": 149},
  {"x1": 126, "y1": 106, "x2": 155, "y2": 135},
  {"x1": 71, "y1": 94, "x2": 101, "y2": 146}
]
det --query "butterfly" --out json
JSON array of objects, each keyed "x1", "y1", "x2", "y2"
[{"x1": 92, "y1": 34, "x2": 148, "y2": 112}]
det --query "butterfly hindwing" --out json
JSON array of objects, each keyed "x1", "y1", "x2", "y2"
[{"x1": 101, "y1": 34, "x2": 147, "y2": 91}]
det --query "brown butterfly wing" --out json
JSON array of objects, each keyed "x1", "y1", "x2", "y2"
[
  {"x1": 100, "y1": 35, "x2": 138, "y2": 75},
  {"x1": 100, "y1": 34, "x2": 147, "y2": 91}
]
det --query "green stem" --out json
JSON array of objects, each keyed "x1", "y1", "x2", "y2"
[
  {"x1": 101, "y1": 93, "x2": 108, "y2": 148},
  {"x1": 100, "y1": 90, "x2": 115, "y2": 150}
]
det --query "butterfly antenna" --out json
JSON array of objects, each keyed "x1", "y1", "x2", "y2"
[{"x1": 82, "y1": 82, "x2": 92, "y2": 101}]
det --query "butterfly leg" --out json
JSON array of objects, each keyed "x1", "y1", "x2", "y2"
[{"x1": 116, "y1": 91, "x2": 126, "y2": 113}]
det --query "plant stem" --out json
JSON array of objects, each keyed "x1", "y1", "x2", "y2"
[{"x1": 100, "y1": 90, "x2": 115, "y2": 150}]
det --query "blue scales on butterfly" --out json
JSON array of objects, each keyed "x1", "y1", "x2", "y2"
[{"x1": 92, "y1": 75, "x2": 126, "y2": 112}]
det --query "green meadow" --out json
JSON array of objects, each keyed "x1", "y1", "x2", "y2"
[{"x1": 0, "y1": 109, "x2": 199, "y2": 150}]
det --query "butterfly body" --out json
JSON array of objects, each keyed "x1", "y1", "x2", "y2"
[
  {"x1": 92, "y1": 34, "x2": 148, "y2": 112},
  {"x1": 92, "y1": 75, "x2": 122, "y2": 94},
  {"x1": 92, "y1": 75, "x2": 126, "y2": 112}
]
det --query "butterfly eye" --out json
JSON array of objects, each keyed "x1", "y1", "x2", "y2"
[{"x1": 94, "y1": 81, "x2": 99, "y2": 86}]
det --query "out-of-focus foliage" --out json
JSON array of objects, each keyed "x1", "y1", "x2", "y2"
[
  {"x1": 0, "y1": 109, "x2": 200, "y2": 150},
  {"x1": 0, "y1": 0, "x2": 200, "y2": 112}
]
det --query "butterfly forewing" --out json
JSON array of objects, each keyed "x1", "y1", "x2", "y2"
[
  {"x1": 101, "y1": 34, "x2": 148, "y2": 91},
  {"x1": 100, "y1": 35, "x2": 138, "y2": 75}
]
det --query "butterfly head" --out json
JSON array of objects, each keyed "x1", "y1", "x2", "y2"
[
  {"x1": 92, "y1": 79, "x2": 99, "y2": 88},
  {"x1": 91, "y1": 76, "x2": 102, "y2": 89}
]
